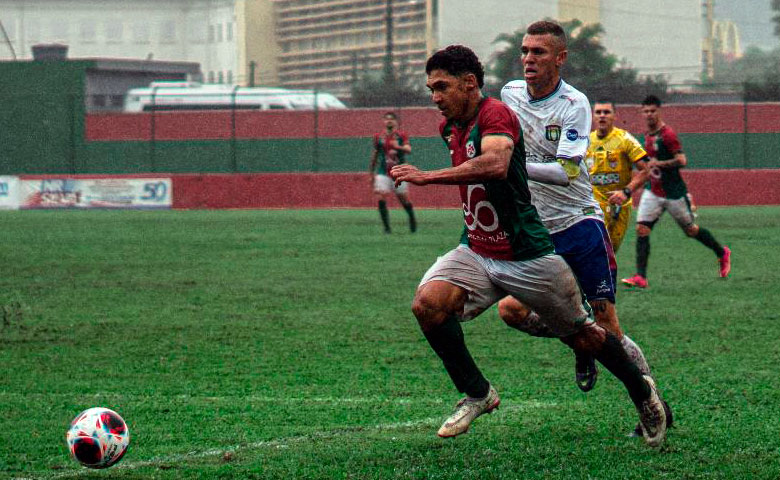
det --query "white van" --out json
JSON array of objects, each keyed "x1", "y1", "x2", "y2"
[{"x1": 123, "y1": 82, "x2": 347, "y2": 112}]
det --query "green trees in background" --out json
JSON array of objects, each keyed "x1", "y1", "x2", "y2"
[{"x1": 487, "y1": 19, "x2": 667, "y2": 103}]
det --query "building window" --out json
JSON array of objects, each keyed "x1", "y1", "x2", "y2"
[
  {"x1": 105, "y1": 21, "x2": 123, "y2": 43},
  {"x1": 92, "y1": 95, "x2": 106, "y2": 108},
  {"x1": 80, "y1": 20, "x2": 96, "y2": 43},
  {"x1": 216, "y1": 24, "x2": 223, "y2": 42},
  {"x1": 218, "y1": 71, "x2": 224, "y2": 84},
  {"x1": 226, "y1": 22, "x2": 233, "y2": 41},
  {"x1": 208, "y1": 71, "x2": 214, "y2": 83},
  {"x1": 160, "y1": 20, "x2": 176, "y2": 44},
  {"x1": 227, "y1": 70, "x2": 233, "y2": 84},
  {"x1": 133, "y1": 23, "x2": 150, "y2": 44}
]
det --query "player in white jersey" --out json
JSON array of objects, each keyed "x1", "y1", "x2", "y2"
[{"x1": 497, "y1": 20, "x2": 670, "y2": 442}]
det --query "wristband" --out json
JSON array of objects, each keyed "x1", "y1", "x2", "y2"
[{"x1": 622, "y1": 187, "x2": 632, "y2": 197}]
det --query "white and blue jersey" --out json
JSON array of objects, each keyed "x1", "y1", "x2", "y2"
[
  {"x1": 502, "y1": 79, "x2": 615, "y2": 302},
  {"x1": 500, "y1": 79, "x2": 602, "y2": 235}
]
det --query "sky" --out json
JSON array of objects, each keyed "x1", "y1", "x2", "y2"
[{"x1": 715, "y1": 0, "x2": 777, "y2": 50}]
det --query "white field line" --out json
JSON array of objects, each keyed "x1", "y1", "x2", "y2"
[
  {"x1": 0, "y1": 392, "x2": 445, "y2": 404},
  {"x1": 15, "y1": 399, "x2": 558, "y2": 480}
]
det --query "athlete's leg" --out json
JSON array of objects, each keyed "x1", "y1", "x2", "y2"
[
  {"x1": 415, "y1": 247, "x2": 503, "y2": 437},
  {"x1": 605, "y1": 203, "x2": 632, "y2": 254},
  {"x1": 623, "y1": 190, "x2": 662, "y2": 286},
  {"x1": 669, "y1": 196, "x2": 730, "y2": 276},
  {"x1": 373, "y1": 174, "x2": 395, "y2": 233},
  {"x1": 395, "y1": 189, "x2": 416, "y2": 233},
  {"x1": 490, "y1": 254, "x2": 666, "y2": 446}
]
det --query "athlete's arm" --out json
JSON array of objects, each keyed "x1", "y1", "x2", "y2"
[
  {"x1": 389, "y1": 138, "x2": 412, "y2": 154},
  {"x1": 390, "y1": 135, "x2": 510, "y2": 186},
  {"x1": 525, "y1": 161, "x2": 570, "y2": 186},
  {"x1": 650, "y1": 152, "x2": 686, "y2": 169},
  {"x1": 608, "y1": 156, "x2": 649, "y2": 204}
]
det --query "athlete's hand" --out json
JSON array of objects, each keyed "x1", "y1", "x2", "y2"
[
  {"x1": 608, "y1": 190, "x2": 628, "y2": 205},
  {"x1": 390, "y1": 164, "x2": 428, "y2": 186},
  {"x1": 646, "y1": 159, "x2": 661, "y2": 169}
]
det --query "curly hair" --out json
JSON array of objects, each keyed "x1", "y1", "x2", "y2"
[{"x1": 425, "y1": 45, "x2": 484, "y2": 88}]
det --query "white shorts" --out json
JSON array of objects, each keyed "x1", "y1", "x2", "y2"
[
  {"x1": 374, "y1": 174, "x2": 408, "y2": 195},
  {"x1": 419, "y1": 245, "x2": 590, "y2": 337},
  {"x1": 636, "y1": 189, "x2": 695, "y2": 228}
]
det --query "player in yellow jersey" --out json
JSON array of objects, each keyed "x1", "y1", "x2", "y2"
[{"x1": 585, "y1": 100, "x2": 649, "y2": 252}]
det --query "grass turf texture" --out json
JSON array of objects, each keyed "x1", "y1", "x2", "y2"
[{"x1": 1, "y1": 206, "x2": 779, "y2": 479}]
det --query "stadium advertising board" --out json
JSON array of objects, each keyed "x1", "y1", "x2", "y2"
[
  {"x1": 20, "y1": 178, "x2": 172, "y2": 209},
  {"x1": 0, "y1": 176, "x2": 20, "y2": 209}
]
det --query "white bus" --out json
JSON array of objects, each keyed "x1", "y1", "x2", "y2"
[{"x1": 123, "y1": 82, "x2": 347, "y2": 112}]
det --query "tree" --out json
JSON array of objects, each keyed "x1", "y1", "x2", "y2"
[
  {"x1": 349, "y1": 55, "x2": 429, "y2": 108},
  {"x1": 486, "y1": 19, "x2": 667, "y2": 103},
  {"x1": 773, "y1": 0, "x2": 780, "y2": 38},
  {"x1": 710, "y1": 46, "x2": 780, "y2": 100}
]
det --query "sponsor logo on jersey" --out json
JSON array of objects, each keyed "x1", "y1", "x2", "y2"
[
  {"x1": 545, "y1": 124, "x2": 561, "y2": 142},
  {"x1": 465, "y1": 140, "x2": 476, "y2": 158},
  {"x1": 566, "y1": 129, "x2": 579, "y2": 141}
]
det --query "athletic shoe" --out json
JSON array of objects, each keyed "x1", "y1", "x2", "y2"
[
  {"x1": 621, "y1": 274, "x2": 648, "y2": 289},
  {"x1": 634, "y1": 376, "x2": 667, "y2": 447},
  {"x1": 437, "y1": 385, "x2": 500, "y2": 438},
  {"x1": 575, "y1": 353, "x2": 598, "y2": 392},
  {"x1": 630, "y1": 400, "x2": 673, "y2": 438},
  {"x1": 718, "y1": 246, "x2": 731, "y2": 278}
]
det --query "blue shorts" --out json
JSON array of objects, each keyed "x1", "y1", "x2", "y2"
[{"x1": 551, "y1": 219, "x2": 617, "y2": 303}]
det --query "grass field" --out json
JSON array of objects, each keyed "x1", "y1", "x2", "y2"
[{"x1": 2, "y1": 206, "x2": 779, "y2": 479}]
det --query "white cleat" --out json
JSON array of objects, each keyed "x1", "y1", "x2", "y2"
[
  {"x1": 635, "y1": 375, "x2": 667, "y2": 447},
  {"x1": 437, "y1": 385, "x2": 500, "y2": 438}
]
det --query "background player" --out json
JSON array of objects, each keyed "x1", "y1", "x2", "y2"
[
  {"x1": 586, "y1": 100, "x2": 650, "y2": 253},
  {"x1": 622, "y1": 95, "x2": 731, "y2": 288},
  {"x1": 391, "y1": 44, "x2": 666, "y2": 447},
  {"x1": 368, "y1": 112, "x2": 417, "y2": 233}
]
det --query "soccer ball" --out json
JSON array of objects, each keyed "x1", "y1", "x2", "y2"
[{"x1": 66, "y1": 407, "x2": 130, "y2": 469}]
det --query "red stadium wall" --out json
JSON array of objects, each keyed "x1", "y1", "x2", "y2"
[{"x1": 170, "y1": 169, "x2": 780, "y2": 209}]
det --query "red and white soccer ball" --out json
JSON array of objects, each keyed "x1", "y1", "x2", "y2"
[{"x1": 66, "y1": 407, "x2": 130, "y2": 469}]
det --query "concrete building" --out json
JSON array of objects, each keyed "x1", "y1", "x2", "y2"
[
  {"x1": 0, "y1": 0, "x2": 706, "y2": 95},
  {"x1": 0, "y1": 0, "x2": 242, "y2": 84}
]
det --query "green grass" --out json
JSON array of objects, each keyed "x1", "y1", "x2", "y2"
[{"x1": 1, "y1": 206, "x2": 779, "y2": 479}]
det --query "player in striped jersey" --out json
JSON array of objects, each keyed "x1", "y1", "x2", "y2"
[
  {"x1": 498, "y1": 21, "x2": 669, "y2": 443},
  {"x1": 391, "y1": 44, "x2": 665, "y2": 446},
  {"x1": 369, "y1": 112, "x2": 417, "y2": 233},
  {"x1": 621, "y1": 96, "x2": 731, "y2": 288}
]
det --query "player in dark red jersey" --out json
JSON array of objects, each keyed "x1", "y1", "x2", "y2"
[
  {"x1": 390, "y1": 45, "x2": 666, "y2": 446},
  {"x1": 622, "y1": 95, "x2": 731, "y2": 288},
  {"x1": 369, "y1": 112, "x2": 416, "y2": 233}
]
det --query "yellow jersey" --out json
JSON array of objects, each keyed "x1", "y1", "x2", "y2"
[{"x1": 585, "y1": 127, "x2": 647, "y2": 204}]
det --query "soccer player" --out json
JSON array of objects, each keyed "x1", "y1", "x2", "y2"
[
  {"x1": 621, "y1": 95, "x2": 731, "y2": 288},
  {"x1": 498, "y1": 21, "x2": 670, "y2": 437},
  {"x1": 390, "y1": 44, "x2": 667, "y2": 447},
  {"x1": 369, "y1": 112, "x2": 417, "y2": 233},
  {"x1": 586, "y1": 100, "x2": 650, "y2": 253}
]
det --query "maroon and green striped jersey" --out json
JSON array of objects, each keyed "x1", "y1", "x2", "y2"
[
  {"x1": 373, "y1": 130, "x2": 409, "y2": 175},
  {"x1": 440, "y1": 97, "x2": 554, "y2": 261},
  {"x1": 644, "y1": 124, "x2": 688, "y2": 199}
]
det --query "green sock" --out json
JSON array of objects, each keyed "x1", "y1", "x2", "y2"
[
  {"x1": 423, "y1": 316, "x2": 489, "y2": 398},
  {"x1": 378, "y1": 200, "x2": 390, "y2": 232},
  {"x1": 695, "y1": 227, "x2": 725, "y2": 257}
]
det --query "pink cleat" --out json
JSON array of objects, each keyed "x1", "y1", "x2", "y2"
[
  {"x1": 621, "y1": 274, "x2": 648, "y2": 289},
  {"x1": 718, "y1": 246, "x2": 731, "y2": 278}
]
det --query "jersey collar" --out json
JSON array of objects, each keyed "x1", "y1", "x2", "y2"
[{"x1": 528, "y1": 79, "x2": 563, "y2": 104}]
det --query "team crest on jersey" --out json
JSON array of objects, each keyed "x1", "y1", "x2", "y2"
[
  {"x1": 545, "y1": 124, "x2": 561, "y2": 142},
  {"x1": 465, "y1": 140, "x2": 476, "y2": 158}
]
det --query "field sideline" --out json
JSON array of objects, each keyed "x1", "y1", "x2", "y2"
[{"x1": 1, "y1": 206, "x2": 779, "y2": 479}]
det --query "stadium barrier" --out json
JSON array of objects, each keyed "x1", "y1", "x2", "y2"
[
  {"x1": 2, "y1": 103, "x2": 780, "y2": 176},
  {"x1": 6, "y1": 169, "x2": 779, "y2": 210}
]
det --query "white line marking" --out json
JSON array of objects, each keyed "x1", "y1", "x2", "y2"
[{"x1": 19, "y1": 400, "x2": 557, "y2": 480}]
